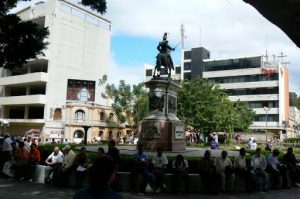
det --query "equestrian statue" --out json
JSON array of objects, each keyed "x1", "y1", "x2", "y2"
[{"x1": 153, "y1": 33, "x2": 175, "y2": 78}]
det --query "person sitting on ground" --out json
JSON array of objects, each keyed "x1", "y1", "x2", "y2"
[
  {"x1": 172, "y1": 154, "x2": 189, "y2": 194},
  {"x1": 234, "y1": 148, "x2": 255, "y2": 192},
  {"x1": 282, "y1": 147, "x2": 300, "y2": 187},
  {"x1": 214, "y1": 150, "x2": 235, "y2": 193},
  {"x1": 129, "y1": 144, "x2": 149, "y2": 194},
  {"x1": 150, "y1": 147, "x2": 168, "y2": 193},
  {"x1": 74, "y1": 156, "x2": 123, "y2": 199},
  {"x1": 44, "y1": 146, "x2": 64, "y2": 185},
  {"x1": 210, "y1": 138, "x2": 218, "y2": 150},
  {"x1": 61, "y1": 145, "x2": 76, "y2": 187},
  {"x1": 74, "y1": 146, "x2": 89, "y2": 189},
  {"x1": 266, "y1": 148, "x2": 288, "y2": 189},
  {"x1": 199, "y1": 150, "x2": 216, "y2": 194},
  {"x1": 250, "y1": 148, "x2": 268, "y2": 192},
  {"x1": 28, "y1": 143, "x2": 41, "y2": 182}
]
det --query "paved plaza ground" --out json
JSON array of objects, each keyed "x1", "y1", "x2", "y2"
[{"x1": 1, "y1": 178, "x2": 300, "y2": 199}]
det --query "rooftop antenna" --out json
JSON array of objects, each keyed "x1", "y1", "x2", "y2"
[
  {"x1": 180, "y1": 24, "x2": 185, "y2": 49},
  {"x1": 264, "y1": 34, "x2": 269, "y2": 62}
]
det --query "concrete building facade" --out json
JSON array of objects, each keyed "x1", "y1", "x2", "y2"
[
  {"x1": 203, "y1": 56, "x2": 290, "y2": 139},
  {"x1": 0, "y1": 0, "x2": 117, "y2": 142}
]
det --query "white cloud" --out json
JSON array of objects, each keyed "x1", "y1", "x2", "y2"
[{"x1": 106, "y1": 0, "x2": 300, "y2": 94}]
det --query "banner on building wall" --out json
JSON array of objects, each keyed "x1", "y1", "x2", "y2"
[{"x1": 66, "y1": 79, "x2": 95, "y2": 102}]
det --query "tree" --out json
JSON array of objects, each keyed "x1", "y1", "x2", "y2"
[
  {"x1": 0, "y1": 0, "x2": 107, "y2": 70},
  {"x1": 101, "y1": 80, "x2": 149, "y2": 135},
  {"x1": 177, "y1": 78, "x2": 255, "y2": 142}
]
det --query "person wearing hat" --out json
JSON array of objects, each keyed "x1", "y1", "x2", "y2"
[
  {"x1": 199, "y1": 150, "x2": 216, "y2": 194},
  {"x1": 60, "y1": 144, "x2": 76, "y2": 187}
]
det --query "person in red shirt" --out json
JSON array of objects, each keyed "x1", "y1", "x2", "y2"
[
  {"x1": 15, "y1": 142, "x2": 29, "y2": 180},
  {"x1": 28, "y1": 143, "x2": 41, "y2": 181}
]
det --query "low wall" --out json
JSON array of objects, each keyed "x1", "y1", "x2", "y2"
[{"x1": 33, "y1": 165, "x2": 292, "y2": 193}]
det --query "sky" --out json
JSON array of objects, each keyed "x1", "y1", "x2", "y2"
[{"x1": 15, "y1": 0, "x2": 300, "y2": 95}]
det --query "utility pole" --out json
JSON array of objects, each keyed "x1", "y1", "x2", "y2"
[{"x1": 180, "y1": 24, "x2": 185, "y2": 49}]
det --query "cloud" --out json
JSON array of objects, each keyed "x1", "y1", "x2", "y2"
[{"x1": 106, "y1": 0, "x2": 300, "y2": 94}]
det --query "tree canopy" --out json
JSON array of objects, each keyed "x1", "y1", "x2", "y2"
[
  {"x1": 101, "y1": 79, "x2": 149, "y2": 134},
  {"x1": 177, "y1": 78, "x2": 255, "y2": 138},
  {"x1": 0, "y1": 0, "x2": 107, "y2": 70}
]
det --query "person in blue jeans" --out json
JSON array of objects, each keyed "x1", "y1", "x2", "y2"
[{"x1": 129, "y1": 144, "x2": 150, "y2": 194}]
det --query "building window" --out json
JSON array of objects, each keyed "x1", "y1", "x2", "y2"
[
  {"x1": 100, "y1": 111, "x2": 105, "y2": 120},
  {"x1": 53, "y1": 108, "x2": 62, "y2": 121},
  {"x1": 184, "y1": 62, "x2": 191, "y2": 71},
  {"x1": 99, "y1": 130, "x2": 104, "y2": 137},
  {"x1": 109, "y1": 113, "x2": 114, "y2": 119},
  {"x1": 184, "y1": 51, "x2": 191, "y2": 60},
  {"x1": 175, "y1": 66, "x2": 181, "y2": 74},
  {"x1": 184, "y1": 72, "x2": 191, "y2": 81},
  {"x1": 75, "y1": 110, "x2": 85, "y2": 122},
  {"x1": 74, "y1": 130, "x2": 84, "y2": 138},
  {"x1": 146, "y1": 69, "x2": 153, "y2": 77},
  {"x1": 67, "y1": 79, "x2": 95, "y2": 102},
  {"x1": 109, "y1": 131, "x2": 113, "y2": 140}
]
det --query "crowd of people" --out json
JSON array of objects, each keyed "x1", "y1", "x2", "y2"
[{"x1": 1, "y1": 133, "x2": 300, "y2": 197}]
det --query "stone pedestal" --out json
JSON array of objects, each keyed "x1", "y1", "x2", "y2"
[{"x1": 138, "y1": 78, "x2": 185, "y2": 151}]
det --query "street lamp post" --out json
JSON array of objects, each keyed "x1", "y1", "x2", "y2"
[{"x1": 264, "y1": 106, "x2": 270, "y2": 141}]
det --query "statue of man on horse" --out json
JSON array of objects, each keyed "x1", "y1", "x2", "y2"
[{"x1": 153, "y1": 33, "x2": 175, "y2": 78}]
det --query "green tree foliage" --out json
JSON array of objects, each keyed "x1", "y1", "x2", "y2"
[
  {"x1": 102, "y1": 80, "x2": 149, "y2": 133},
  {"x1": 0, "y1": 0, "x2": 107, "y2": 70},
  {"x1": 177, "y1": 78, "x2": 255, "y2": 140}
]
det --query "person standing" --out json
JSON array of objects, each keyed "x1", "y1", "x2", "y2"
[
  {"x1": 250, "y1": 148, "x2": 268, "y2": 192},
  {"x1": 15, "y1": 142, "x2": 29, "y2": 180},
  {"x1": 214, "y1": 151, "x2": 235, "y2": 193},
  {"x1": 44, "y1": 146, "x2": 64, "y2": 185},
  {"x1": 172, "y1": 154, "x2": 189, "y2": 194},
  {"x1": 1, "y1": 133, "x2": 12, "y2": 171},
  {"x1": 151, "y1": 147, "x2": 168, "y2": 193}
]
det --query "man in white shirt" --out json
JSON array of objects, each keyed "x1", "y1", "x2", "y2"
[
  {"x1": 151, "y1": 147, "x2": 168, "y2": 192},
  {"x1": 250, "y1": 148, "x2": 268, "y2": 192},
  {"x1": 44, "y1": 146, "x2": 64, "y2": 184},
  {"x1": 234, "y1": 148, "x2": 255, "y2": 192},
  {"x1": 214, "y1": 150, "x2": 235, "y2": 193}
]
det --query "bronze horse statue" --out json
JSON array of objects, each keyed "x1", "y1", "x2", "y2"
[{"x1": 153, "y1": 33, "x2": 175, "y2": 78}]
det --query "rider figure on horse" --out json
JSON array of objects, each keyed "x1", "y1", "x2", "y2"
[{"x1": 154, "y1": 33, "x2": 175, "y2": 78}]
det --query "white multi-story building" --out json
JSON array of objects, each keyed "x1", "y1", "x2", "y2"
[
  {"x1": 203, "y1": 56, "x2": 290, "y2": 139},
  {"x1": 0, "y1": 0, "x2": 111, "y2": 141}
]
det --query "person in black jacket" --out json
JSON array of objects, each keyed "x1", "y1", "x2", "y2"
[{"x1": 282, "y1": 147, "x2": 300, "y2": 187}]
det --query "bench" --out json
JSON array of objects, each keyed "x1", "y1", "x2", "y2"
[{"x1": 33, "y1": 165, "x2": 293, "y2": 192}]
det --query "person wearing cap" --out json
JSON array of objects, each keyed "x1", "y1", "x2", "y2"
[
  {"x1": 61, "y1": 144, "x2": 76, "y2": 187},
  {"x1": 44, "y1": 146, "x2": 64, "y2": 185},
  {"x1": 266, "y1": 148, "x2": 288, "y2": 189},
  {"x1": 199, "y1": 150, "x2": 215, "y2": 194}
]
